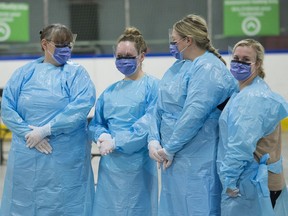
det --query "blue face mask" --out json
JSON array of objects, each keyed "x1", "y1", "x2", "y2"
[
  {"x1": 169, "y1": 43, "x2": 183, "y2": 60},
  {"x1": 115, "y1": 57, "x2": 138, "y2": 76},
  {"x1": 230, "y1": 60, "x2": 253, "y2": 81},
  {"x1": 52, "y1": 47, "x2": 71, "y2": 65}
]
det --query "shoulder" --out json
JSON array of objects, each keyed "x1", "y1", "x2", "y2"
[
  {"x1": 62, "y1": 60, "x2": 91, "y2": 78},
  {"x1": 234, "y1": 78, "x2": 286, "y2": 113},
  {"x1": 144, "y1": 73, "x2": 159, "y2": 85},
  {"x1": 190, "y1": 52, "x2": 229, "y2": 76},
  {"x1": 63, "y1": 60, "x2": 86, "y2": 71},
  {"x1": 9, "y1": 57, "x2": 43, "y2": 81}
]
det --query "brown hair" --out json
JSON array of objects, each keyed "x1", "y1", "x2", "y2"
[
  {"x1": 117, "y1": 27, "x2": 147, "y2": 54},
  {"x1": 40, "y1": 23, "x2": 73, "y2": 45}
]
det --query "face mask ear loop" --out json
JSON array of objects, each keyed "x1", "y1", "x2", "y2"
[
  {"x1": 168, "y1": 28, "x2": 173, "y2": 43},
  {"x1": 71, "y1": 34, "x2": 77, "y2": 50},
  {"x1": 112, "y1": 45, "x2": 117, "y2": 59},
  {"x1": 228, "y1": 45, "x2": 234, "y2": 67}
]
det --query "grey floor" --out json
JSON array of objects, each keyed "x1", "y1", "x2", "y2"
[{"x1": 1, "y1": 132, "x2": 288, "y2": 202}]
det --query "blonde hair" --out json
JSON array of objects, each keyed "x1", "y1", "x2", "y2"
[
  {"x1": 173, "y1": 14, "x2": 226, "y2": 65},
  {"x1": 117, "y1": 27, "x2": 147, "y2": 55},
  {"x1": 233, "y1": 39, "x2": 265, "y2": 78}
]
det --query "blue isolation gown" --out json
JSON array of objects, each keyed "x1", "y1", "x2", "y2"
[
  {"x1": 0, "y1": 57, "x2": 96, "y2": 216},
  {"x1": 149, "y1": 51, "x2": 238, "y2": 216},
  {"x1": 89, "y1": 74, "x2": 159, "y2": 216},
  {"x1": 217, "y1": 76, "x2": 288, "y2": 216}
]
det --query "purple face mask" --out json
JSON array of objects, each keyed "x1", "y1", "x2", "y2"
[
  {"x1": 115, "y1": 57, "x2": 138, "y2": 76},
  {"x1": 230, "y1": 60, "x2": 252, "y2": 81},
  {"x1": 169, "y1": 43, "x2": 183, "y2": 60},
  {"x1": 52, "y1": 46, "x2": 71, "y2": 65}
]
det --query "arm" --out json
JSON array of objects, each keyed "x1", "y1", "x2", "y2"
[
  {"x1": 113, "y1": 78, "x2": 159, "y2": 154},
  {"x1": 148, "y1": 98, "x2": 162, "y2": 143},
  {"x1": 220, "y1": 95, "x2": 288, "y2": 192},
  {"x1": 220, "y1": 101, "x2": 265, "y2": 191},
  {"x1": 48, "y1": 66, "x2": 96, "y2": 135},
  {"x1": 165, "y1": 64, "x2": 235, "y2": 154},
  {"x1": 1, "y1": 67, "x2": 31, "y2": 137},
  {"x1": 88, "y1": 93, "x2": 109, "y2": 143}
]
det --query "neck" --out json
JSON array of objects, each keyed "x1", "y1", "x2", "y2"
[
  {"x1": 185, "y1": 46, "x2": 206, "y2": 61},
  {"x1": 44, "y1": 52, "x2": 59, "y2": 66},
  {"x1": 239, "y1": 75, "x2": 256, "y2": 90}
]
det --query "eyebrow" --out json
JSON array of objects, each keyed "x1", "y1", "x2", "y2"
[
  {"x1": 116, "y1": 53, "x2": 136, "y2": 56},
  {"x1": 233, "y1": 55, "x2": 252, "y2": 60}
]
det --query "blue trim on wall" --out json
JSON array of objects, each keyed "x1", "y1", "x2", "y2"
[{"x1": 1, "y1": 50, "x2": 288, "y2": 60}]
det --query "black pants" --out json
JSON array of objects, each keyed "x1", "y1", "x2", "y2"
[{"x1": 270, "y1": 190, "x2": 282, "y2": 208}]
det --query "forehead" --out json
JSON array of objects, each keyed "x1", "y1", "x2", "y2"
[
  {"x1": 50, "y1": 29, "x2": 72, "y2": 43},
  {"x1": 234, "y1": 45, "x2": 256, "y2": 59},
  {"x1": 171, "y1": 29, "x2": 181, "y2": 39},
  {"x1": 116, "y1": 41, "x2": 137, "y2": 54}
]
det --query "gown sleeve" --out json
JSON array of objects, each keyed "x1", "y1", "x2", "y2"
[
  {"x1": 165, "y1": 61, "x2": 235, "y2": 154},
  {"x1": 113, "y1": 77, "x2": 159, "y2": 154},
  {"x1": 1, "y1": 66, "x2": 32, "y2": 137},
  {"x1": 48, "y1": 65, "x2": 96, "y2": 135}
]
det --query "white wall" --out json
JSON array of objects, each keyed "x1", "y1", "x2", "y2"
[{"x1": 1, "y1": 53, "x2": 287, "y2": 101}]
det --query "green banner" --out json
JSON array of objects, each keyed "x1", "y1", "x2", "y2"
[
  {"x1": 224, "y1": 0, "x2": 279, "y2": 36},
  {"x1": 0, "y1": 3, "x2": 29, "y2": 42}
]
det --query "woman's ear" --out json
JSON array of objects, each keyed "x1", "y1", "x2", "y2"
[
  {"x1": 255, "y1": 60, "x2": 261, "y2": 71},
  {"x1": 186, "y1": 37, "x2": 193, "y2": 46},
  {"x1": 139, "y1": 52, "x2": 145, "y2": 62},
  {"x1": 41, "y1": 39, "x2": 48, "y2": 51}
]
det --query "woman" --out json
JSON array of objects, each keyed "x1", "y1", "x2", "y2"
[
  {"x1": 0, "y1": 23, "x2": 96, "y2": 215},
  {"x1": 89, "y1": 27, "x2": 159, "y2": 216},
  {"x1": 217, "y1": 39, "x2": 288, "y2": 215},
  {"x1": 148, "y1": 14, "x2": 237, "y2": 215}
]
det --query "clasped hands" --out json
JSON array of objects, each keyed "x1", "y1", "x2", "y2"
[
  {"x1": 97, "y1": 133, "x2": 115, "y2": 156},
  {"x1": 25, "y1": 124, "x2": 52, "y2": 155},
  {"x1": 148, "y1": 140, "x2": 174, "y2": 170}
]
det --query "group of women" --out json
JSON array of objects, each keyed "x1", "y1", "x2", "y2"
[{"x1": 1, "y1": 13, "x2": 288, "y2": 216}]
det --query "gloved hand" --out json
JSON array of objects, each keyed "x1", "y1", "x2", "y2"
[
  {"x1": 25, "y1": 124, "x2": 51, "y2": 148},
  {"x1": 97, "y1": 133, "x2": 115, "y2": 156},
  {"x1": 226, "y1": 188, "x2": 241, "y2": 198},
  {"x1": 148, "y1": 140, "x2": 163, "y2": 162},
  {"x1": 96, "y1": 133, "x2": 112, "y2": 147},
  {"x1": 158, "y1": 148, "x2": 174, "y2": 170},
  {"x1": 34, "y1": 138, "x2": 53, "y2": 154}
]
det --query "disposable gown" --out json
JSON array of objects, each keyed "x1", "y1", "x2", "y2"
[
  {"x1": 217, "y1": 76, "x2": 288, "y2": 216},
  {"x1": 90, "y1": 74, "x2": 159, "y2": 216},
  {"x1": 149, "y1": 51, "x2": 238, "y2": 216},
  {"x1": 0, "y1": 57, "x2": 96, "y2": 216}
]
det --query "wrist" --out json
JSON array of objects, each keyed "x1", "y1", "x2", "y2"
[
  {"x1": 148, "y1": 140, "x2": 160, "y2": 149},
  {"x1": 163, "y1": 148, "x2": 174, "y2": 161},
  {"x1": 42, "y1": 123, "x2": 51, "y2": 137}
]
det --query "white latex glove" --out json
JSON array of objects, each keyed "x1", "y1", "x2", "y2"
[
  {"x1": 226, "y1": 188, "x2": 241, "y2": 198},
  {"x1": 25, "y1": 124, "x2": 51, "y2": 148},
  {"x1": 158, "y1": 148, "x2": 174, "y2": 170},
  {"x1": 97, "y1": 133, "x2": 115, "y2": 156},
  {"x1": 96, "y1": 133, "x2": 112, "y2": 147},
  {"x1": 34, "y1": 138, "x2": 53, "y2": 154},
  {"x1": 148, "y1": 140, "x2": 163, "y2": 163}
]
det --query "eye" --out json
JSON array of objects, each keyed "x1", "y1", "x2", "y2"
[
  {"x1": 241, "y1": 58, "x2": 251, "y2": 63},
  {"x1": 55, "y1": 44, "x2": 72, "y2": 49},
  {"x1": 116, "y1": 56, "x2": 137, "y2": 60}
]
